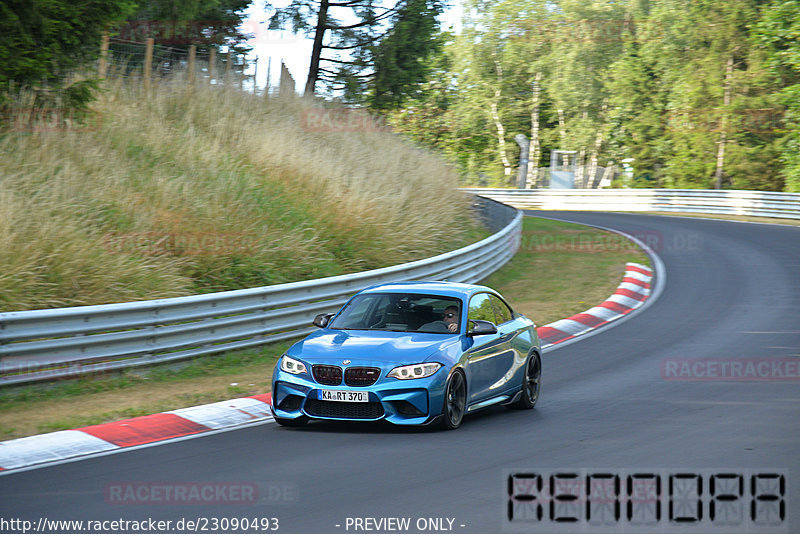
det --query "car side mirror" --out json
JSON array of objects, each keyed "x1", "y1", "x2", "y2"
[
  {"x1": 313, "y1": 312, "x2": 335, "y2": 328},
  {"x1": 468, "y1": 319, "x2": 498, "y2": 336}
]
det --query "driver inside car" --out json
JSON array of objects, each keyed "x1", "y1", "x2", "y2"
[{"x1": 418, "y1": 306, "x2": 460, "y2": 333}]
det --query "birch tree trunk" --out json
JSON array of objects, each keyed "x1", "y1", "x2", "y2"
[
  {"x1": 714, "y1": 56, "x2": 734, "y2": 189},
  {"x1": 491, "y1": 59, "x2": 512, "y2": 177},
  {"x1": 588, "y1": 99, "x2": 608, "y2": 189},
  {"x1": 527, "y1": 71, "x2": 543, "y2": 187},
  {"x1": 600, "y1": 163, "x2": 615, "y2": 188},
  {"x1": 557, "y1": 108, "x2": 567, "y2": 150}
]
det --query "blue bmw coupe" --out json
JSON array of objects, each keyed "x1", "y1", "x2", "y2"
[{"x1": 270, "y1": 281, "x2": 541, "y2": 429}]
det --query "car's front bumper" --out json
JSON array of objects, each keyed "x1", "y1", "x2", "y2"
[{"x1": 270, "y1": 368, "x2": 447, "y2": 426}]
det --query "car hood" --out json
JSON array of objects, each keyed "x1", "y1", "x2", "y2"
[{"x1": 288, "y1": 329, "x2": 460, "y2": 366}]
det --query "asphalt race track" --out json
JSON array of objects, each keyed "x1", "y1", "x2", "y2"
[{"x1": 1, "y1": 212, "x2": 799, "y2": 534}]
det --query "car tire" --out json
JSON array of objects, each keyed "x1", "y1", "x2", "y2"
[
  {"x1": 440, "y1": 370, "x2": 467, "y2": 430},
  {"x1": 512, "y1": 352, "x2": 541, "y2": 410},
  {"x1": 273, "y1": 415, "x2": 308, "y2": 427}
]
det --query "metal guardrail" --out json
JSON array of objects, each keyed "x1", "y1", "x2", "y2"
[
  {"x1": 461, "y1": 188, "x2": 800, "y2": 220},
  {"x1": 0, "y1": 197, "x2": 521, "y2": 385}
]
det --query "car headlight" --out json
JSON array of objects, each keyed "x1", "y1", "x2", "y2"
[
  {"x1": 280, "y1": 355, "x2": 307, "y2": 375},
  {"x1": 387, "y1": 363, "x2": 442, "y2": 380}
]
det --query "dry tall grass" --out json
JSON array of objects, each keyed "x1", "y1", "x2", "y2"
[{"x1": 0, "y1": 77, "x2": 477, "y2": 312}]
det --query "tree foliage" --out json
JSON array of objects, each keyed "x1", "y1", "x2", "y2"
[
  {"x1": 756, "y1": 0, "x2": 800, "y2": 192},
  {"x1": 0, "y1": 0, "x2": 137, "y2": 92},
  {"x1": 0, "y1": 0, "x2": 252, "y2": 120},
  {"x1": 122, "y1": 0, "x2": 252, "y2": 52}
]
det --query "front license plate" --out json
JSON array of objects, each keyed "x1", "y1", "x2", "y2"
[{"x1": 318, "y1": 389, "x2": 369, "y2": 402}]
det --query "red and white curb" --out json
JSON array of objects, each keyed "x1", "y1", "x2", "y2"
[
  {"x1": 536, "y1": 262, "x2": 653, "y2": 348},
  {"x1": 0, "y1": 263, "x2": 652, "y2": 474},
  {"x1": 0, "y1": 394, "x2": 272, "y2": 473}
]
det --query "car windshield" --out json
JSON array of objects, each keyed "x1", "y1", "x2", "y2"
[{"x1": 329, "y1": 293, "x2": 462, "y2": 334}]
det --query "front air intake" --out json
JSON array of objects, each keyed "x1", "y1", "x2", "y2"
[{"x1": 304, "y1": 399, "x2": 384, "y2": 419}]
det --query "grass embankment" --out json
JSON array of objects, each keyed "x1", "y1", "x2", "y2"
[
  {"x1": 0, "y1": 216, "x2": 650, "y2": 440},
  {"x1": 0, "y1": 78, "x2": 480, "y2": 311}
]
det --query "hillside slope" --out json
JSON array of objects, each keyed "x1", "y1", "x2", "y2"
[{"x1": 0, "y1": 80, "x2": 479, "y2": 311}]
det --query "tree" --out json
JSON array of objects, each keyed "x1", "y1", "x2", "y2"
[
  {"x1": 604, "y1": 36, "x2": 667, "y2": 186},
  {"x1": 368, "y1": 0, "x2": 445, "y2": 110},
  {"x1": 268, "y1": 0, "x2": 394, "y2": 96},
  {"x1": 267, "y1": 0, "x2": 443, "y2": 98}
]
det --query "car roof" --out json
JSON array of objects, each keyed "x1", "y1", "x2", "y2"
[{"x1": 358, "y1": 281, "x2": 496, "y2": 300}]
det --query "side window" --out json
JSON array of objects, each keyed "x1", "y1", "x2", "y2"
[
  {"x1": 490, "y1": 295, "x2": 513, "y2": 324},
  {"x1": 468, "y1": 293, "x2": 496, "y2": 324}
]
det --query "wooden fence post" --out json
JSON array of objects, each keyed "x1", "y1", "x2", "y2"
[
  {"x1": 144, "y1": 38, "x2": 154, "y2": 92},
  {"x1": 188, "y1": 45, "x2": 196, "y2": 84},
  {"x1": 225, "y1": 51, "x2": 232, "y2": 85},
  {"x1": 279, "y1": 61, "x2": 295, "y2": 96},
  {"x1": 253, "y1": 55, "x2": 258, "y2": 93},
  {"x1": 98, "y1": 32, "x2": 110, "y2": 78}
]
